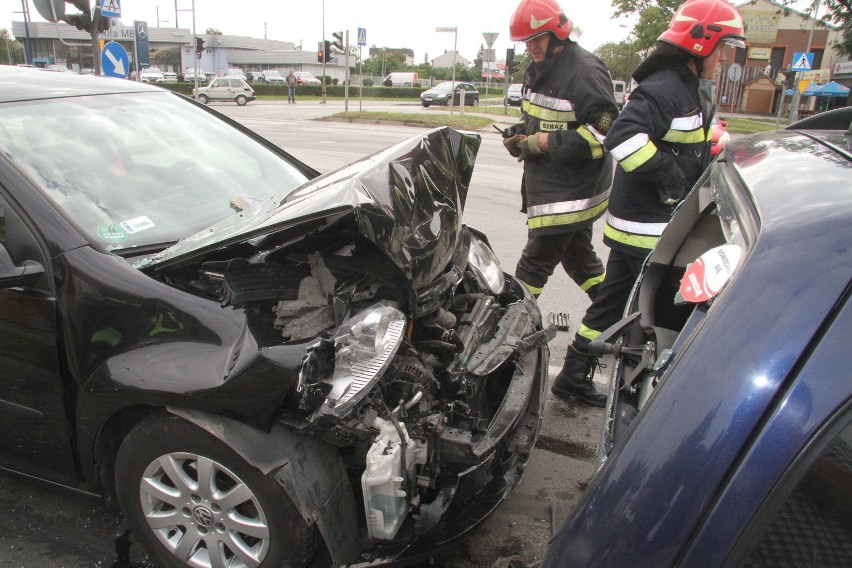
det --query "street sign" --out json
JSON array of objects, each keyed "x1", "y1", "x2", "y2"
[
  {"x1": 791, "y1": 52, "x2": 814, "y2": 72},
  {"x1": 727, "y1": 63, "x2": 742, "y2": 82},
  {"x1": 101, "y1": 41, "x2": 129, "y2": 78},
  {"x1": 482, "y1": 32, "x2": 498, "y2": 47},
  {"x1": 100, "y1": 0, "x2": 121, "y2": 18},
  {"x1": 435, "y1": 27, "x2": 457, "y2": 33},
  {"x1": 357, "y1": 28, "x2": 366, "y2": 47},
  {"x1": 135, "y1": 21, "x2": 150, "y2": 70}
]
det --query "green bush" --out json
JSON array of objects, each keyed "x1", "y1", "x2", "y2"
[{"x1": 362, "y1": 78, "x2": 374, "y2": 87}]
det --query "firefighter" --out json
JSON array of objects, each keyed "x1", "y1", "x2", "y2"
[
  {"x1": 503, "y1": 0, "x2": 618, "y2": 308},
  {"x1": 551, "y1": 0, "x2": 746, "y2": 407}
]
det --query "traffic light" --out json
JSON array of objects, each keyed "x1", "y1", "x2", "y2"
[
  {"x1": 195, "y1": 37, "x2": 205, "y2": 56},
  {"x1": 324, "y1": 40, "x2": 332, "y2": 63},
  {"x1": 62, "y1": 0, "x2": 110, "y2": 34},
  {"x1": 317, "y1": 41, "x2": 324, "y2": 63},
  {"x1": 331, "y1": 31, "x2": 344, "y2": 53},
  {"x1": 782, "y1": 69, "x2": 796, "y2": 88},
  {"x1": 506, "y1": 48, "x2": 520, "y2": 76}
]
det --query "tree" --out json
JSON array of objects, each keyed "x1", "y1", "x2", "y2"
[
  {"x1": 776, "y1": 0, "x2": 852, "y2": 57},
  {"x1": 0, "y1": 29, "x2": 24, "y2": 65},
  {"x1": 594, "y1": 40, "x2": 645, "y2": 83},
  {"x1": 205, "y1": 28, "x2": 223, "y2": 35}
]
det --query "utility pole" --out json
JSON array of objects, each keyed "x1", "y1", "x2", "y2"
[{"x1": 788, "y1": 0, "x2": 820, "y2": 125}]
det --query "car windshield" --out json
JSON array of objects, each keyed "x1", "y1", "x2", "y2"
[
  {"x1": 0, "y1": 91, "x2": 310, "y2": 252},
  {"x1": 509, "y1": 84, "x2": 522, "y2": 93},
  {"x1": 432, "y1": 82, "x2": 456, "y2": 92}
]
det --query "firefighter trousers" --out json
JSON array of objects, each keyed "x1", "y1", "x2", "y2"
[{"x1": 514, "y1": 227, "x2": 605, "y2": 299}]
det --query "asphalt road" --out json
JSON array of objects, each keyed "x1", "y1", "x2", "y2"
[{"x1": 0, "y1": 100, "x2": 609, "y2": 568}]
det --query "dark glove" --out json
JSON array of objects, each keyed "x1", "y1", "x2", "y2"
[
  {"x1": 517, "y1": 133, "x2": 544, "y2": 161},
  {"x1": 658, "y1": 180, "x2": 686, "y2": 206},
  {"x1": 503, "y1": 134, "x2": 526, "y2": 158},
  {"x1": 501, "y1": 123, "x2": 525, "y2": 139}
]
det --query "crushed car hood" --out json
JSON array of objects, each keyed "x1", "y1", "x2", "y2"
[{"x1": 144, "y1": 127, "x2": 479, "y2": 290}]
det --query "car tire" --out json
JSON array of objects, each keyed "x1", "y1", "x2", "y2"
[
  {"x1": 236, "y1": 95, "x2": 248, "y2": 106},
  {"x1": 445, "y1": 97, "x2": 451, "y2": 107},
  {"x1": 471, "y1": 97, "x2": 479, "y2": 107},
  {"x1": 115, "y1": 413, "x2": 317, "y2": 568},
  {"x1": 422, "y1": 103, "x2": 430, "y2": 107},
  {"x1": 197, "y1": 94, "x2": 209, "y2": 105}
]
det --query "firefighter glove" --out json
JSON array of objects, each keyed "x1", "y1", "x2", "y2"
[
  {"x1": 658, "y1": 180, "x2": 686, "y2": 206},
  {"x1": 517, "y1": 132, "x2": 544, "y2": 161},
  {"x1": 503, "y1": 134, "x2": 526, "y2": 158}
]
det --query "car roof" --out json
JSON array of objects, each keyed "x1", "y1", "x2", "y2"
[{"x1": 0, "y1": 65, "x2": 161, "y2": 103}]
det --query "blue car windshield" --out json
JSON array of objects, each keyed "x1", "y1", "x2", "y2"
[{"x1": 0, "y1": 91, "x2": 309, "y2": 252}]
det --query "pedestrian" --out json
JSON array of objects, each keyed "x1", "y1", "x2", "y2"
[
  {"x1": 551, "y1": 0, "x2": 746, "y2": 407},
  {"x1": 502, "y1": 0, "x2": 618, "y2": 321},
  {"x1": 286, "y1": 69, "x2": 297, "y2": 103}
]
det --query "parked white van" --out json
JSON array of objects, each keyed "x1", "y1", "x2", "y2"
[
  {"x1": 612, "y1": 80, "x2": 627, "y2": 109},
  {"x1": 383, "y1": 72, "x2": 419, "y2": 87}
]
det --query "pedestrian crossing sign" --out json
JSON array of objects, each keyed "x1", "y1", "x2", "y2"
[
  {"x1": 100, "y1": 0, "x2": 121, "y2": 18},
  {"x1": 791, "y1": 52, "x2": 813, "y2": 72}
]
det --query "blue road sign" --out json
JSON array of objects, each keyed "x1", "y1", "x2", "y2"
[
  {"x1": 791, "y1": 52, "x2": 814, "y2": 72},
  {"x1": 101, "y1": 41, "x2": 129, "y2": 78},
  {"x1": 358, "y1": 27, "x2": 367, "y2": 47},
  {"x1": 100, "y1": 0, "x2": 121, "y2": 18}
]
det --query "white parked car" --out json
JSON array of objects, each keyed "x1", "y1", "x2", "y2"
[
  {"x1": 140, "y1": 67, "x2": 165, "y2": 83},
  {"x1": 260, "y1": 70, "x2": 285, "y2": 84}
]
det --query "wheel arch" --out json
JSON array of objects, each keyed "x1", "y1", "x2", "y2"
[{"x1": 166, "y1": 407, "x2": 361, "y2": 566}]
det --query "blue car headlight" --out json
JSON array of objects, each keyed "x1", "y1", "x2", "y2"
[
  {"x1": 467, "y1": 232, "x2": 505, "y2": 294},
  {"x1": 320, "y1": 302, "x2": 406, "y2": 417}
]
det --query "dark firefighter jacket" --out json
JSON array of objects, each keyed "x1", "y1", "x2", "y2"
[
  {"x1": 603, "y1": 66, "x2": 713, "y2": 257},
  {"x1": 518, "y1": 41, "x2": 618, "y2": 237}
]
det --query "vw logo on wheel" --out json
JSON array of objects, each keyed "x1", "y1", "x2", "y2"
[{"x1": 192, "y1": 506, "x2": 215, "y2": 527}]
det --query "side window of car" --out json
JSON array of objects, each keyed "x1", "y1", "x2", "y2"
[{"x1": 744, "y1": 415, "x2": 852, "y2": 566}]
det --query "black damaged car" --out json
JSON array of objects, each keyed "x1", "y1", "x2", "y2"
[{"x1": 0, "y1": 67, "x2": 551, "y2": 567}]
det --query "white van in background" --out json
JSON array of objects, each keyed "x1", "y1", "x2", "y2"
[
  {"x1": 383, "y1": 72, "x2": 419, "y2": 87},
  {"x1": 612, "y1": 80, "x2": 627, "y2": 109}
]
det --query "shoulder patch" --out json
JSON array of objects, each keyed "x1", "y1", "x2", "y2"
[{"x1": 596, "y1": 111, "x2": 615, "y2": 133}]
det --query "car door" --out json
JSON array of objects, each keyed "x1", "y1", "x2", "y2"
[
  {"x1": 0, "y1": 190, "x2": 77, "y2": 485},
  {"x1": 208, "y1": 78, "x2": 229, "y2": 100}
]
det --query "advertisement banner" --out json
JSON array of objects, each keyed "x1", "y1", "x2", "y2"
[{"x1": 741, "y1": 9, "x2": 779, "y2": 45}]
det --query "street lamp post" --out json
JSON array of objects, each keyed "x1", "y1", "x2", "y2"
[{"x1": 436, "y1": 26, "x2": 458, "y2": 113}]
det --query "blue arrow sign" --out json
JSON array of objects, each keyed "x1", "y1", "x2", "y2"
[
  {"x1": 101, "y1": 41, "x2": 129, "y2": 78},
  {"x1": 791, "y1": 52, "x2": 813, "y2": 72},
  {"x1": 100, "y1": 0, "x2": 121, "y2": 18},
  {"x1": 358, "y1": 28, "x2": 367, "y2": 47}
]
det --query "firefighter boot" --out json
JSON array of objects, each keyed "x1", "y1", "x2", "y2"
[{"x1": 551, "y1": 344, "x2": 607, "y2": 407}]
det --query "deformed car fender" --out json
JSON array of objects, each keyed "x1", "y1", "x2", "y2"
[{"x1": 168, "y1": 407, "x2": 361, "y2": 566}]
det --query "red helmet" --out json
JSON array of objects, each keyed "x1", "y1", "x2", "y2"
[
  {"x1": 659, "y1": 0, "x2": 746, "y2": 58},
  {"x1": 510, "y1": 0, "x2": 573, "y2": 42}
]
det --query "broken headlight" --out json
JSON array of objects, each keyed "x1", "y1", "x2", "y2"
[
  {"x1": 320, "y1": 302, "x2": 406, "y2": 417},
  {"x1": 467, "y1": 232, "x2": 505, "y2": 294}
]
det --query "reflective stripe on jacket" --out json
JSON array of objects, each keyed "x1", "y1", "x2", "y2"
[
  {"x1": 603, "y1": 67, "x2": 712, "y2": 257},
  {"x1": 520, "y1": 42, "x2": 618, "y2": 237}
]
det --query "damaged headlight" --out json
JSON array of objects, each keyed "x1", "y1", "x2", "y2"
[
  {"x1": 467, "y1": 232, "x2": 505, "y2": 294},
  {"x1": 320, "y1": 302, "x2": 406, "y2": 417}
]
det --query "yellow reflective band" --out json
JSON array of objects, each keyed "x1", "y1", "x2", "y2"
[
  {"x1": 526, "y1": 104, "x2": 576, "y2": 123},
  {"x1": 662, "y1": 128, "x2": 706, "y2": 144},
  {"x1": 578, "y1": 323, "x2": 601, "y2": 341},
  {"x1": 522, "y1": 281, "x2": 544, "y2": 295},
  {"x1": 580, "y1": 272, "x2": 606, "y2": 291},
  {"x1": 604, "y1": 223, "x2": 660, "y2": 250},
  {"x1": 618, "y1": 140, "x2": 657, "y2": 172},
  {"x1": 577, "y1": 125, "x2": 605, "y2": 159},
  {"x1": 706, "y1": 128, "x2": 713, "y2": 142},
  {"x1": 528, "y1": 199, "x2": 608, "y2": 230}
]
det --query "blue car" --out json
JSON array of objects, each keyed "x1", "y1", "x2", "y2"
[{"x1": 544, "y1": 110, "x2": 852, "y2": 567}]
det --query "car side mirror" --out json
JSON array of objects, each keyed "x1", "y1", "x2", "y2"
[{"x1": 0, "y1": 244, "x2": 44, "y2": 289}]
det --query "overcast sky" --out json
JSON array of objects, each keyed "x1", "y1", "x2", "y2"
[{"x1": 3, "y1": 0, "x2": 638, "y2": 61}]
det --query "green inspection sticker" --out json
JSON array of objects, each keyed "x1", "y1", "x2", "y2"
[{"x1": 98, "y1": 223, "x2": 128, "y2": 243}]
